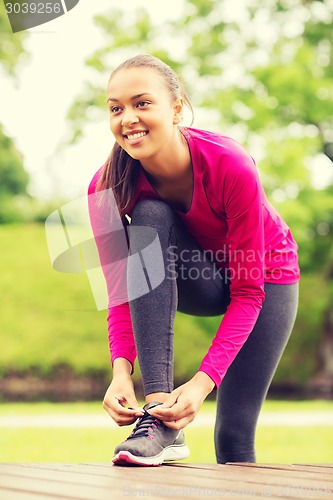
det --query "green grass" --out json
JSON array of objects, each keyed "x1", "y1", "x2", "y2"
[
  {"x1": 0, "y1": 401, "x2": 332, "y2": 463},
  {"x1": 1, "y1": 425, "x2": 332, "y2": 464},
  {"x1": 0, "y1": 224, "x2": 109, "y2": 375},
  {"x1": 255, "y1": 399, "x2": 333, "y2": 412},
  {"x1": 0, "y1": 401, "x2": 103, "y2": 415},
  {"x1": 1, "y1": 400, "x2": 333, "y2": 416},
  {"x1": 256, "y1": 427, "x2": 333, "y2": 463}
]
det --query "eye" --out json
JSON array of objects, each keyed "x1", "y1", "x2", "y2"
[
  {"x1": 136, "y1": 101, "x2": 151, "y2": 108},
  {"x1": 110, "y1": 106, "x2": 122, "y2": 114}
]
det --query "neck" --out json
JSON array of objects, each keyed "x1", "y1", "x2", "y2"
[{"x1": 140, "y1": 128, "x2": 191, "y2": 185}]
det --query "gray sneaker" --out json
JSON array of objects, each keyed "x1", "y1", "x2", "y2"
[{"x1": 112, "y1": 401, "x2": 190, "y2": 466}]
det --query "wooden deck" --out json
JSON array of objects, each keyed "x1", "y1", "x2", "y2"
[{"x1": 0, "y1": 462, "x2": 332, "y2": 499}]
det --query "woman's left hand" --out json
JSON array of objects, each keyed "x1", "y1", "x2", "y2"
[{"x1": 148, "y1": 371, "x2": 215, "y2": 429}]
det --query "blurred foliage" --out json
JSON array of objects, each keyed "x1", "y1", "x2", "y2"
[
  {"x1": 0, "y1": 124, "x2": 29, "y2": 222},
  {"x1": 68, "y1": 0, "x2": 333, "y2": 275},
  {"x1": 1, "y1": 0, "x2": 332, "y2": 392},
  {"x1": 0, "y1": 103, "x2": 56, "y2": 224},
  {"x1": 0, "y1": 3, "x2": 32, "y2": 223},
  {"x1": 64, "y1": 0, "x2": 333, "y2": 388}
]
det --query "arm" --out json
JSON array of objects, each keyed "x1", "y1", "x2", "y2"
[
  {"x1": 198, "y1": 151, "x2": 266, "y2": 387},
  {"x1": 88, "y1": 180, "x2": 137, "y2": 369},
  {"x1": 88, "y1": 178, "x2": 139, "y2": 423},
  {"x1": 151, "y1": 148, "x2": 266, "y2": 428}
]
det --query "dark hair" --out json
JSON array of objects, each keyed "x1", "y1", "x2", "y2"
[{"x1": 96, "y1": 54, "x2": 193, "y2": 216}]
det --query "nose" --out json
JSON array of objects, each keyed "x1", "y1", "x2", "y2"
[{"x1": 121, "y1": 108, "x2": 139, "y2": 127}]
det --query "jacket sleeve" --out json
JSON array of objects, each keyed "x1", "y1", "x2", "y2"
[
  {"x1": 88, "y1": 176, "x2": 136, "y2": 370},
  {"x1": 198, "y1": 150, "x2": 266, "y2": 387}
]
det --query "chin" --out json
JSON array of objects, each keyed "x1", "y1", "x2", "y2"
[{"x1": 128, "y1": 151, "x2": 151, "y2": 162}]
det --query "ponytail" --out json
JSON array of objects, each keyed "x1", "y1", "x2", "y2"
[{"x1": 95, "y1": 142, "x2": 140, "y2": 217}]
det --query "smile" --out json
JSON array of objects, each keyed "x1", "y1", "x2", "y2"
[{"x1": 125, "y1": 131, "x2": 148, "y2": 140}]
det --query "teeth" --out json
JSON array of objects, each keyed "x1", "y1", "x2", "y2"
[{"x1": 127, "y1": 131, "x2": 147, "y2": 139}]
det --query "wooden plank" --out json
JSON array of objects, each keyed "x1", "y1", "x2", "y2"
[
  {"x1": 100, "y1": 463, "x2": 329, "y2": 500},
  {"x1": 294, "y1": 463, "x2": 333, "y2": 469},
  {"x1": 164, "y1": 463, "x2": 333, "y2": 500},
  {"x1": 42, "y1": 464, "x2": 333, "y2": 497},
  {"x1": 0, "y1": 470, "x2": 124, "y2": 500},
  {"x1": 21, "y1": 462, "x2": 333, "y2": 492},
  {"x1": 225, "y1": 463, "x2": 333, "y2": 481},
  {"x1": 192, "y1": 463, "x2": 333, "y2": 498},
  {"x1": 0, "y1": 464, "x2": 127, "y2": 486},
  {"x1": 0, "y1": 489, "x2": 54, "y2": 500},
  {"x1": 0, "y1": 480, "x2": 102, "y2": 500},
  {"x1": 289, "y1": 464, "x2": 333, "y2": 476},
  {"x1": 0, "y1": 463, "x2": 332, "y2": 500},
  {"x1": 0, "y1": 463, "x2": 286, "y2": 500},
  {"x1": 227, "y1": 462, "x2": 333, "y2": 480}
]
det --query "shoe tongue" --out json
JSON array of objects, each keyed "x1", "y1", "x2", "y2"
[{"x1": 143, "y1": 401, "x2": 163, "y2": 411}]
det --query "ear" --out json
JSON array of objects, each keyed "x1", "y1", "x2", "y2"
[{"x1": 173, "y1": 97, "x2": 184, "y2": 124}]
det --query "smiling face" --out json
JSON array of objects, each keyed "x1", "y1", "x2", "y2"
[{"x1": 106, "y1": 67, "x2": 183, "y2": 165}]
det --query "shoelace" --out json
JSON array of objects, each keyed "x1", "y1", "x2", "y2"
[{"x1": 127, "y1": 410, "x2": 161, "y2": 440}]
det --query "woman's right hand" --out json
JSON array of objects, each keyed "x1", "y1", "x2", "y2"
[{"x1": 102, "y1": 359, "x2": 144, "y2": 426}]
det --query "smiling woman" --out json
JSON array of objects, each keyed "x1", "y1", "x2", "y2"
[
  {"x1": 88, "y1": 54, "x2": 300, "y2": 467},
  {"x1": 99, "y1": 55, "x2": 194, "y2": 215},
  {"x1": 106, "y1": 71, "x2": 184, "y2": 163}
]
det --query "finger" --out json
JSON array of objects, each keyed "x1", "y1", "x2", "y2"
[
  {"x1": 163, "y1": 413, "x2": 195, "y2": 430},
  {"x1": 150, "y1": 407, "x2": 178, "y2": 420},
  {"x1": 103, "y1": 397, "x2": 142, "y2": 420},
  {"x1": 126, "y1": 395, "x2": 143, "y2": 411},
  {"x1": 127, "y1": 399, "x2": 144, "y2": 414},
  {"x1": 158, "y1": 392, "x2": 179, "y2": 409},
  {"x1": 148, "y1": 393, "x2": 180, "y2": 417},
  {"x1": 103, "y1": 402, "x2": 138, "y2": 426},
  {"x1": 151, "y1": 401, "x2": 190, "y2": 421},
  {"x1": 106, "y1": 394, "x2": 140, "y2": 412},
  {"x1": 130, "y1": 410, "x2": 145, "y2": 418},
  {"x1": 109, "y1": 402, "x2": 140, "y2": 417}
]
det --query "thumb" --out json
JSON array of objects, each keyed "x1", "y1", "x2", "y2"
[
  {"x1": 127, "y1": 395, "x2": 143, "y2": 412},
  {"x1": 113, "y1": 389, "x2": 139, "y2": 410},
  {"x1": 160, "y1": 390, "x2": 180, "y2": 409}
]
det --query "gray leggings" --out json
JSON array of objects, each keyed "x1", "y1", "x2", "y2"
[{"x1": 128, "y1": 199, "x2": 299, "y2": 463}]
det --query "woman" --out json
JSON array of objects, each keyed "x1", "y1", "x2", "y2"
[{"x1": 88, "y1": 54, "x2": 300, "y2": 466}]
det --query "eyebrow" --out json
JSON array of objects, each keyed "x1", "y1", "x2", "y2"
[{"x1": 106, "y1": 93, "x2": 153, "y2": 103}]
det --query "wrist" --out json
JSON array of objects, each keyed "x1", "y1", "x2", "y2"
[
  {"x1": 194, "y1": 370, "x2": 215, "y2": 394},
  {"x1": 112, "y1": 357, "x2": 132, "y2": 377}
]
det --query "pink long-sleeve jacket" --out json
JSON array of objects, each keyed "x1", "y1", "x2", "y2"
[{"x1": 88, "y1": 127, "x2": 300, "y2": 387}]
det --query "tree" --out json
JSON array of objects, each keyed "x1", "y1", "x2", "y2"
[
  {"x1": 0, "y1": 124, "x2": 30, "y2": 222},
  {"x1": 68, "y1": 0, "x2": 333, "y2": 392},
  {"x1": 0, "y1": 2, "x2": 30, "y2": 221}
]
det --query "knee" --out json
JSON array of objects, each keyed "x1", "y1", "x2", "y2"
[
  {"x1": 215, "y1": 416, "x2": 255, "y2": 452},
  {"x1": 131, "y1": 199, "x2": 175, "y2": 227}
]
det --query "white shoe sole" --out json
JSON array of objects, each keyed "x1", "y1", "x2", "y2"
[{"x1": 112, "y1": 443, "x2": 190, "y2": 466}]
